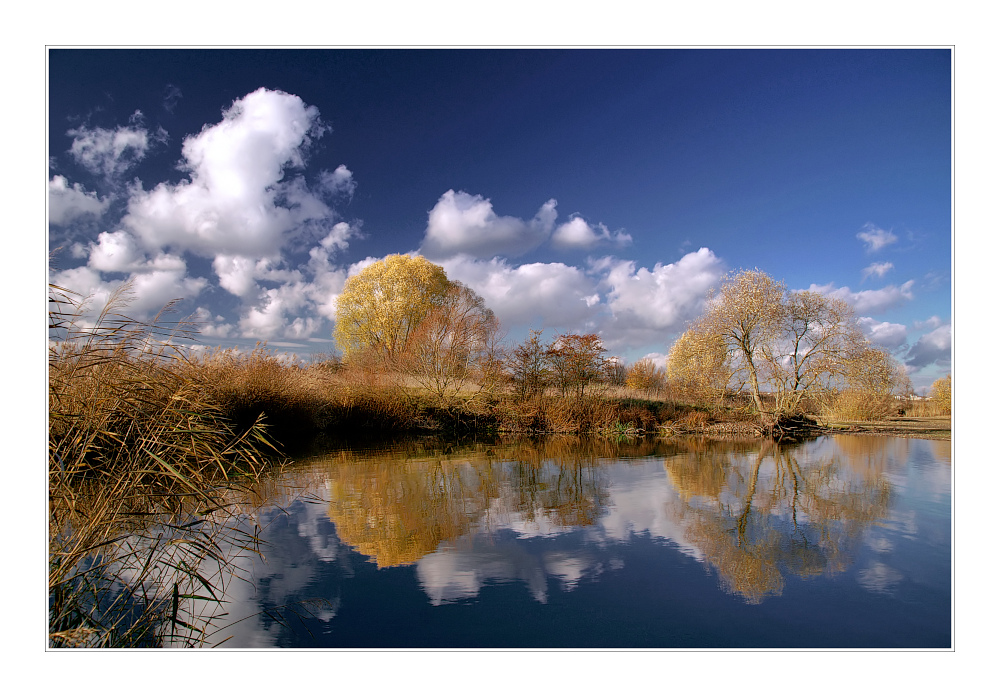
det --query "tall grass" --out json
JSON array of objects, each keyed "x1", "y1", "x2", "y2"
[{"x1": 48, "y1": 283, "x2": 280, "y2": 647}]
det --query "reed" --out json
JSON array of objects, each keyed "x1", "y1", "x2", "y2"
[{"x1": 48, "y1": 283, "x2": 280, "y2": 647}]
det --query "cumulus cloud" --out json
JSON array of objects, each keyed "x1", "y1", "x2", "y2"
[
  {"x1": 913, "y1": 315, "x2": 944, "y2": 330},
  {"x1": 595, "y1": 248, "x2": 725, "y2": 348},
  {"x1": 122, "y1": 88, "x2": 333, "y2": 259},
  {"x1": 49, "y1": 176, "x2": 110, "y2": 225},
  {"x1": 421, "y1": 190, "x2": 557, "y2": 259},
  {"x1": 856, "y1": 223, "x2": 898, "y2": 253},
  {"x1": 905, "y1": 323, "x2": 951, "y2": 369},
  {"x1": 51, "y1": 259, "x2": 207, "y2": 321},
  {"x1": 68, "y1": 111, "x2": 166, "y2": 180},
  {"x1": 191, "y1": 307, "x2": 235, "y2": 338},
  {"x1": 238, "y1": 282, "x2": 321, "y2": 340},
  {"x1": 319, "y1": 165, "x2": 357, "y2": 199},
  {"x1": 803, "y1": 280, "x2": 915, "y2": 314},
  {"x1": 440, "y1": 254, "x2": 600, "y2": 328},
  {"x1": 550, "y1": 216, "x2": 631, "y2": 250},
  {"x1": 862, "y1": 261, "x2": 894, "y2": 280},
  {"x1": 857, "y1": 316, "x2": 908, "y2": 349}
]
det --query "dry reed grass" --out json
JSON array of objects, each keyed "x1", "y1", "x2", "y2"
[{"x1": 49, "y1": 283, "x2": 280, "y2": 647}]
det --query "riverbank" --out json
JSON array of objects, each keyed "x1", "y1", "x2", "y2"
[{"x1": 815, "y1": 415, "x2": 952, "y2": 441}]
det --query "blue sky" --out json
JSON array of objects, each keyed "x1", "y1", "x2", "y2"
[{"x1": 47, "y1": 48, "x2": 952, "y2": 390}]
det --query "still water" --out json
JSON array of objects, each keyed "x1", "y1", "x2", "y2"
[{"x1": 195, "y1": 435, "x2": 951, "y2": 648}]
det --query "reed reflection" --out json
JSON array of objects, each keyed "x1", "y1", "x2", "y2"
[{"x1": 663, "y1": 438, "x2": 892, "y2": 603}]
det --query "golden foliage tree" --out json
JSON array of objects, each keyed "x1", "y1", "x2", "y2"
[
  {"x1": 693, "y1": 269, "x2": 786, "y2": 418},
  {"x1": 625, "y1": 357, "x2": 666, "y2": 395},
  {"x1": 333, "y1": 254, "x2": 451, "y2": 361},
  {"x1": 682, "y1": 269, "x2": 905, "y2": 424},
  {"x1": 929, "y1": 374, "x2": 951, "y2": 415},
  {"x1": 666, "y1": 328, "x2": 732, "y2": 407}
]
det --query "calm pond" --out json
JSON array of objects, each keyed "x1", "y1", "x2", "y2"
[{"x1": 190, "y1": 434, "x2": 952, "y2": 649}]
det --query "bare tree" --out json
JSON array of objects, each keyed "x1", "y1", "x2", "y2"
[
  {"x1": 400, "y1": 282, "x2": 501, "y2": 401},
  {"x1": 506, "y1": 329, "x2": 549, "y2": 399},
  {"x1": 545, "y1": 333, "x2": 608, "y2": 399}
]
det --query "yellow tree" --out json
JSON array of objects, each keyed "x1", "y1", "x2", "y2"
[
  {"x1": 333, "y1": 254, "x2": 451, "y2": 361},
  {"x1": 693, "y1": 269, "x2": 786, "y2": 420},
  {"x1": 626, "y1": 357, "x2": 666, "y2": 396},
  {"x1": 928, "y1": 374, "x2": 951, "y2": 415},
  {"x1": 666, "y1": 328, "x2": 732, "y2": 406},
  {"x1": 686, "y1": 269, "x2": 904, "y2": 425}
]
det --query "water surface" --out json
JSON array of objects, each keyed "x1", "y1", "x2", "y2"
[{"x1": 190, "y1": 435, "x2": 951, "y2": 648}]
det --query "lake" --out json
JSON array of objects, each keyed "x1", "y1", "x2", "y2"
[{"x1": 182, "y1": 434, "x2": 952, "y2": 649}]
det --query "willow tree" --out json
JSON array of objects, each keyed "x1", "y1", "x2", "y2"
[
  {"x1": 693, "y1": 269, "x2": 786, "y2": 419},
  {"x1": 333, "y1": 254, "x2": 451, "y2": 361},
  {"x1": 685, "y1": 269, "x2": 902, "y2": 425},
  {"x1": 666, "y1": 328, "x2": 732, "y2": 407},
  {"x1": 928, "y1": 374, "x2": 951, "y2": 415}
]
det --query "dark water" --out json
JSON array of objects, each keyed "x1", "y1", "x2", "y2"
[{"x1": 186, "y1": 435, "x2": 951, "y2": 648}]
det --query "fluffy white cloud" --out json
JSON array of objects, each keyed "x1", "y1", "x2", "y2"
[
  {"x1": 319, "y1": 165, "x2": 357, "y2": 199},
  {"x1": 122, "y1": 88, "x2": 334, "y2": 258},
  {"x1": 48, "y1": 176, "x2": 110, "y2": 226},
  {"x1": 595, "y1": 248, "x2": 725, "y2": 348},
  {"x1": 906, "y1": 323, "x2": 951, "y2": 369},
  {"x1": 862, "y1": 261, "x2": 894, "y2": 280},
  {"x1": 441, "y1": 254, "x2": 600, "y2": 328},
  {"x1": 50, "y1": 261, "x2": 207, "y2": 321},
  {"x1": 67, "y1": 111, "x2": 165, "y2": 180},
  {"x1": 857, "y1": 316, "x2": 908, "y2": 348},
  {"x1": 803, "y1": 280, "x2": 915, "y2": 314},
  {"x1": 421, "y1": 190, "x2": 557, "y2": 259},
  {"x1": 238, "y1": 282, "x2": 320, "y2": 340},
  {"x1": 87, "y1": 230, "x2": 143, "y2": 272},
  {"x1": 551, "y1": 216, "x2": 631, "y2": 250},
  {"x1": 191, "y1": 307, "x2": 235, "y2": 338},
  {"x1": 856, "y1": 223, "x2": 898, "y2": 253},
  {"x1": 913, "y1": 315, "x2": 944, "y2": 330}
]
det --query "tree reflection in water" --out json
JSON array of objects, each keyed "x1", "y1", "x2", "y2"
[
  {"x1": 663, "y1": 437, "x2": 892, "y2": 603},
  {"x1": 311, "y1": 438, "x2": 623, "y2": 568},
  {"x1": 296, "y1": 436, "x2": 895, "y2": 605}
]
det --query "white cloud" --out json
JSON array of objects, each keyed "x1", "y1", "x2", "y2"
[
  {"x1": 913, "y1": 315, "x2": 944, "y2": 330},
  {"x1": 857, "y1": 316, "x2": 908, "y2": 348},
  {"x1": 905, "y1": 323, "x2": 951, "y2": 369},
  {"x1": 803, "y1": 280, "x2": 915, "y2": 314},
  {"x1": 67, "y1": 111, "x2": 165, "y2": 180},
  {"x1": 441, "y1": 254, "x2": 600, "y2": 328},
  {"x1": 596, "y1": 248, "x2": 725, "y2": 348},
  {"x1": 212, "y1": 254, "x2": 260, "y2": 298},
  {"x1": 122, "y1": 88, "x2": 332, "y2": 259},
  {"x1": 421, "y1": 190, "x2": 557, "y2": 259},
  {"x1": 862, "y1": 261, "x2": 894, "y2": 280},
  {"x1": 239, "y1": 282, "x2": 319, "y2": 340},
  {"x1": 319, "y1": 165, "x2": 357, "y2": 199},
  {"x1": 50, "y1": 262, "x2": 207, "y2": 321},
  {"x1": 87, "y1": 230, "x2": 144, "y2": 272},
  {"x1": 551, "y1": 216, "x2": 631, "y2": 250},
  {"x1": 191, "y1": 307, "x2": 235, "y2": 338},
  {"x1": 48, "y1": 176, "x2": 110, "y2": 226},
  {"x1": 856, "y1": 223, "x2": 898, "y2": 253}
]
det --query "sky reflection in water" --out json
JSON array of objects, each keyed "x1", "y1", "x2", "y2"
[{"x1": 196, "y1": 435, "x2": 951, "y2": 648}]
